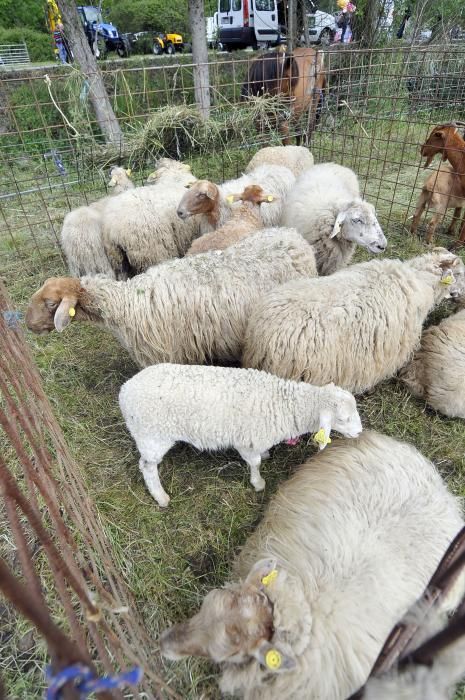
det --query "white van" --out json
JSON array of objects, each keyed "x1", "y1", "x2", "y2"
[{"x1": 217, "y1": 0, "x2": 280, "y2": 51}]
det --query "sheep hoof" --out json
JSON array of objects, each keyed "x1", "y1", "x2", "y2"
[
  {"x1": 253, "y1": 478, "x2": 266, "y2": 492},
  {"x1": 155, "y1": 493, "x2": 171, "y2": 508}
]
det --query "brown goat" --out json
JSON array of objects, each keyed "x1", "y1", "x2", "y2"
[
  {"x1": 410, "y1": 163, "x2": 465, "y2": 243},
  {"x1": 421, "y1": 124, "x2": 465, "y2": 246},
  {"x1": 186, "y1": 185, "x2": 276, "y2": 256}
]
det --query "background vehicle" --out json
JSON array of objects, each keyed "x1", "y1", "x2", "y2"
[
  {"x1": 77, "y1": 6, "x2": 130, "y2": 58},
  {"x1": 207, "y1": 14, "x2": 220, "y2": 48},
  {"x1": 153, "y1": 32, "x2": 185, "y2": 55},
  {"x1": 306, "y1": 8, "x2": 337, "y2": 44},
  {"x1": 217, "y1": 0, "x2": 281, "y2": 51}
]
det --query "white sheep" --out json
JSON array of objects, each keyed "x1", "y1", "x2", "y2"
[
  {"x1": 186, "y1": 185, "x2": 276, "y2": 255},
  {"x1": 119, "y1": 363, "x2": 362, "y2": 507},
  {"x1": 242, "y1": 248, "x2": 465, "y2": 394},
  {"x1": 160, "y1": 431, "x2": 465, "y2": 699},
  {"x1": 245, "y1": 145, "x2": 314, "y2": 177},
  {"x1": 101, "y1": 165, "x2": 199, "y2": 279},
  {"x1": 26, "y1": 228, "x2": 317, "y2": 369},
  {"x1": 399, "y1": 308, "x2": 465, "y2": 418},
  {"x1": 176, "y1": 164, "x2": 296, "y2": 233},
  {"x1": 60, "y1": 165, "x2": 135, "y2": 278},
  {"x1": 280, "y1": 162, "x2": 387, "y2": 275}
]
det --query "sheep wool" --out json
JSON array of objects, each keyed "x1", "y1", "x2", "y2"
[
  {"x1": 119, "y1": 364, "x2": 361, "y2": 506},
  {"x1": 280, "y1": 162, "x2": 386, "y2": 275},
  {"x1": 160, "y1": 432, "x2": 465, "y2": 700},
  {"x1": 242, "y1": 250, "x2": 465, "y2": 394},
  {"x1": 399, "y1": 308, "x2": 465, "y2": 418},
  {"x1": 245, "y1": 145, "x2": 314, "y2": 177}
]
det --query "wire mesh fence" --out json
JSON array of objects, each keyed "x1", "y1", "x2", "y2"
[{"x1": 1, "y1": 44, "x2": 465, "y2": 286}]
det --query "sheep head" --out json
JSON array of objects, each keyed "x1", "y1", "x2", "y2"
[
  {"x1": 108, "y1": 166, "x2": 132, "y2": 187},
  {"x1": 146, "y1": 158, "x2": 192, "y2": 184},
  {"x1": 421, "y1": 124, "x2": 461, "y2": 168},
  {"x1": 331, "y1": 201, "x2": 387, "y2": 254},
  {"x1": 26, "y1": 277, "x2": 84, "y2": 334},
  {"x1": 160, "y1": 559, "x2": 295, "y2": 672},
  {"x1": 317, "y1": 384, "x2": 362, "y2": 450},
  {"x1": 228, "y1": 185, "x2": 278, "y2": 205},
  {"x1": 176, "y1": 180, "x2": 219, "y2": 220},
  {"x1": 408, "y1": 248, "x2": 465, "y2": 300}
]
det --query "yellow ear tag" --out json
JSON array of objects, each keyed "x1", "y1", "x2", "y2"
[
  {"x1": 313, "y1": 428, "x2": 331, "y2": 446},
  {"x1": 266, "y1": 195, "x2": 274, "y2": 202},
  {"x1": 226, "y1": 195, "x2": 235, "y2": 204},
  {"x1": 261, "y1": 569, "x2": 278, "y2": 587},
  {"x1": 126, "y1": 168, "x2": 132, "y2": 176},
  {"x1": 441, "y1": 274, "x2": 454, "y2": 285},
  {"x1": 68, "y1": 307, "x2": 76, "y2": 317},
  {"x1": 265, "y1": 649, "x2": 282, "y2": 670}
]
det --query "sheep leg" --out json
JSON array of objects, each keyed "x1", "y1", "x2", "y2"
[
  {"x1": 446, "y1": 207, "x2": 463, "y2": 236},
  {"x1": 425, "y1": 212, "x2": 442, "y2": 244},
  {"x1": 237, "y1": 448, "x2": 266, "y2": 492},
  {"x1": 137, "y1": 438, "x2": 174, "y2": 507},
  {"x1": 261, "y1": 450, "x2": 270, "y2": 460},
  {"x1": 410, "y1": 190, "x2": 428, "y2": 235}
]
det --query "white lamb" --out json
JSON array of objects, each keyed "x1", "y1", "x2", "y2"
[
  {"x1": 119, "y1": 364, "x2": 362, "y2": 507},
  {"x1": 245, "y1": 145, "x2": 314, "y2": 177},
  {"x1": 60, "y1": 166, "x2": 135, "y2": 278},
  {"x1": 242, "y1": 248, "x2": 465, "y2": 394},
  {"x1": 101, "y1": 165, "x2": 199, "y2": 278},
  {"x1": 176, "y1": 164, "x2": 296, "y2": 233},
  {"x1": 399, "y1": 308, "x2": 465, "y2": 418},
  {"x1": 26, "y1": 228, "x2": 317, "y2": 369},
  {"x1": 160, "y1": 431, "x2": 465, "y2": 699},
  {"x1": 281, "y1": 162, "x2": 387, "y2": 275}
]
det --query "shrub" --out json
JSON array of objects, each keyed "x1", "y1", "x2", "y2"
[{"x1": 0, "y1": 28, "x2": 54, "y2": 62}]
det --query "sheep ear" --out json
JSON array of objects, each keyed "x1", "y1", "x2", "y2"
[
  {"x1": 331, "y1": 212, "x2": 345, "y2": 238},
  {"x1": 253, "y1": 641, "x2": 296, "y2": 673},
  {"x1": 54, "y1": 296, "x2": 78, "y2": 332},
  {"x1": 244, "y1": 558, "x2": 278, "y2": 589},
  {"x1": 261, "y1": 193, "x2": 277, "y2": 204},
  {"x1": 316, "y1": 408, "x2": 332, "y2": 451},
  {"x1": 206, "y1": 183, "x2": 217, "y2": 200},
  {"x1": 125, "y1": 168, "x2": 132, "y2": 177},
  {"x1": 108, "y1": 177, "x2": 116, "y2": 187}
]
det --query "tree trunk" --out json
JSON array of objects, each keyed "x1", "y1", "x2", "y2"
[
  {"x1": 355, "y1": 0, "x2": 381, "y2": 47},
  {"x1": 287, "y1": 0, "x2": 297, "y2": 52},
  {"x1": 56, "y1": 0, "x2": 123, "y2": 145},
  {"x1": 188, "y1": 0, "x2": 211, "y2": 120}
]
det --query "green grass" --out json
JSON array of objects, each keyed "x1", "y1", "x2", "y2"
[{"x1": 2, "y1": 47, "x2": 465, "y2": 697}]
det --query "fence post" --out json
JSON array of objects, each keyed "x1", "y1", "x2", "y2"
[{"x1": 188, "y1": 0, "x2": 211, "y2": 120}]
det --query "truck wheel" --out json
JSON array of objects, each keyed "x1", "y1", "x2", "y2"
[
  {"x1": 166, "y1": 43, "x2": 175, "y2": 55},
  {"x1": 153, "y1": 42, "x2": 163, "y2": 55},
  {"x1": 319, "y1": 28, "x2": 332, "y2": 46}
]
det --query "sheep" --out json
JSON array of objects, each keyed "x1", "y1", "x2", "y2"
[
  {"x1": 119, "y1": 363, "x2": 362, "y2": 507},
  {"x1": 410, "y1": 163, "x2": 465, "y2": 244},
  {"x1": 280, "y1": 162, "x2": 387, "y2": 275},
  {"x1": 160, "y1": 431, "x2": 465, "y2": 700},
  {"x1": 398, "y1": 308, "x2": 465, "y2": 418},
  {"x1": 245, "y1": 145, "x2": 314, "y2": 177},
  {"x1": 25, "y1": 228, "x2": 317, "y2": 369},
  {"x1": 60, "y1": 166, "x2": 135, "y2": 278},
  {"x1": 186, "y1": 185, "x2": 277, "y2": 256},
  {"x1": 421, "y1": 123, "x2": 465, "y2": 247},
  {"x1": 107, "y1": 165, "x2": 134, "y2": 194},
  {"x1": 242, "y1": 248, "x2": 465, "y2": 394},
  {"x1": 101, "y1": 165, "x2": 199, "y2": 279},
  {"x1": 176, "y1": 164, "x2": 296, "y2": 234},
  {"x1": 60, "y1": 162, "x2": 178, "y2": 278},
  {"x1": 145, "y1": 157, "x2": 193, "y2": 185}
]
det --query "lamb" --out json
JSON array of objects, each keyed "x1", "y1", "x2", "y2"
[
  {"x1": 245, "y1": 145, "x2": 314, "y2": 177},
  {"x1": 242, "y1": 248, "x2": 465, "y2": 394},
  {"x1": 186, "y1": 185, "x2": 276, "y2": 255},
  {"x1": 398, "y1": 308, "x2": 465, "y2": 418},
  {"x1": 119, "y1": 364, "x2": 362, "y2": 507},
  {"x1": 410, "y1": 163, "x2": 465, "y2": 243},
  {"x1": 107, "y1": 165, "x2": 134, "y2": 194},
  {"x1": 60, "y1": 165, "x2": 135, "y2": 278},
  {"x1": 421, "y1": 123, "x2": 465, "y2": 247},
  {"x1": 101, "y1": 164, "x2": 199, "y2": 279},
  {"x1": 280, "y1": 162, "x2": 387, "y2": 275},
  {"x1": 145, "y1": 157, "x2": 193, "y2": 185},
  {"x1": 160, "y1": 431, "x2": 465, "y2": 699},
  {"x1": 176, "y1": 164, "x2": 296, "y2": 233},
  {"x1": 25, "y1": 228, "x2": 317, "y2": 369}
]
